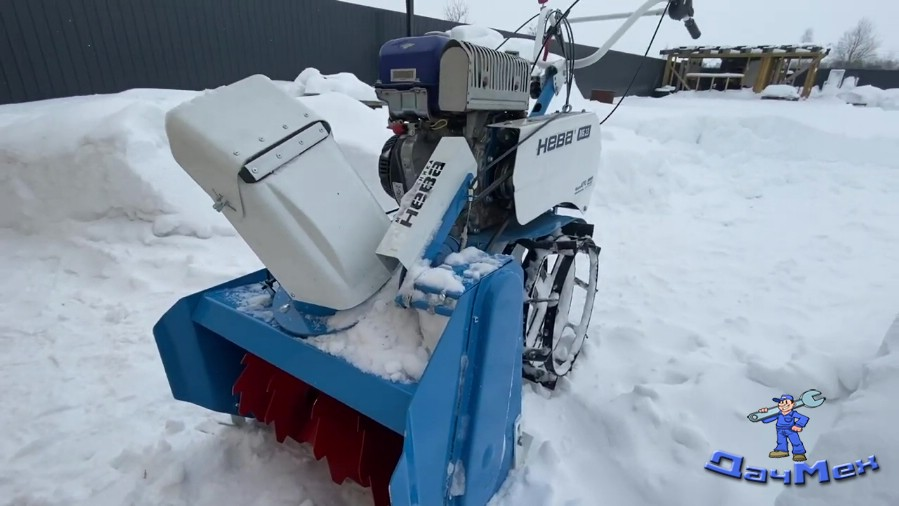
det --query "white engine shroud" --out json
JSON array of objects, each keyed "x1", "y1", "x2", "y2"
[
  {"x1": 490, "y1": 112, "x2": 602, "y2": 224},
  {"x1": 376, "y1": 137, "x2": 477, "y2": 269},
  {"x1": 165, "y1": 74, "x2": 396, "y2": 310}
]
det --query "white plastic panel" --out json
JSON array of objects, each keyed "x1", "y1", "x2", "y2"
[
  {"x1": 165, "y1": 74, "x2": 396, "y2": 310},
  {"x1": 376, "y1": 137, "x2": 477, "y2": 269},
  {"x1": 165, "y1": 74, "x2": 324, "y2": 217},
  {"x1": 492, "y1": 112, "x2": 602, "y2": 224}
]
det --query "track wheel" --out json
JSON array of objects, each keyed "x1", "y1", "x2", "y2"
[
  {"x1": 232, "y1": 354, "x2": 404, "y2": 506},
  {"x1": 510, "y1": 226, "x2": 600, "y2": 389}
]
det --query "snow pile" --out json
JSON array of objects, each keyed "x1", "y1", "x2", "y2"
[
  {"x1": 761, "y1": 84, "x2": 800, "y2": 100},
  {"x1": 444, "y1": 247, "x2": 505, "y2": 281},
  {"x1": 446, "y1": 25, "x2": 543, "y2": 61},
  {"x1": 397, "y1": 248, "x2": 505, "y2": 298},
  {"x1": 97, "y1": 419, "x2": 371, "y2": 506},
  {"x1": 835, "y1": 85, "x2": 899, "y2": 110},
  {"x1": 313, "y1": 273, "x2": 431, "y2": 383},
  {"x1": 415, "y1": 265, "x2": 466, "y2": 294},
  {"x1": 813, "y1": 76, "x2": 899, "y2": 110},
  {"x1": 0, "y1": 90, "x2": 236, "y2": 238},
  {"x1": 489, "y1": 91, "x2": 899, "y2": 505},
  {"x1": 288, "y1": 68, "x2": 379, "y2": 102},
  {"x1": 773, "y1": 312, "x2": 899, "y2": 506}
]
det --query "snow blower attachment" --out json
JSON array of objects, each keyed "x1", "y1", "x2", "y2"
[{"x1": 152, "y1": 1, "x2": 702, "y2": 504}]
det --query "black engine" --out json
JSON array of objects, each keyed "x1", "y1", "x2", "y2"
[{"x1": 377, "y1": 110, "x2": 526, "y2": 234}]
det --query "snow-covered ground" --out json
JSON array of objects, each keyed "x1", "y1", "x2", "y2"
[{"x1": 2, "y1": 71, "x2": 898, "y2": 506}]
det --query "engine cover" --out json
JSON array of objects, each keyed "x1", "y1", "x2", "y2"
[
  {"x1": 375, "y1": 35, "x2": 531, "y2": 119},
  {"x1": 491, "y1": 111, "x2": 603, "y2": 224}
]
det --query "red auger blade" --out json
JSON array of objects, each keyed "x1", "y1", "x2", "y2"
[
  {"x1": 358, "y1": 416, "x2": 405, "y2": 506},
  {"x1": 263, "y1": 370, "x2": 316, "y2": 443},
  {"x1": 232, "y1": 354, "x2": 278, "y2": 418},
  {"x1": 309, "y1": 394, "x2": 368, "y2": 484},
  {"x1": 232, "y1": 353, "x2": 404, "y2": 506}
]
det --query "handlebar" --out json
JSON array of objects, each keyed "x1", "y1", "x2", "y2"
[{"x1": 532, "y1": 0, "x2": 701, "y2": 70}]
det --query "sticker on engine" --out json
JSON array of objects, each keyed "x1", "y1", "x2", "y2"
[
  {"x1": 391, "y1": 68, "x2": 418, "y2": 82},
  {"x1": 577, "y1": 125, "x2": 592, "y2": 140},
  {"x1": 395, "y1": 160, "x2": 446, "y2": 228},
  {"x1": 537, "y1": 124, "x2": 594, "y2": 156}
]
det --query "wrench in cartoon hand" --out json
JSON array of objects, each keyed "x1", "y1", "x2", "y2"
[{"x1": 746, "y1": 389, "x2": 826, "y2": 422}]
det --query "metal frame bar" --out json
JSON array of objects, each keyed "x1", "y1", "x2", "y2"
[
  {"x1": 567, "y1": 9, "x2": 666, "y2": 23},
  {"x1": 533, "y1": 0, "x2": 670, "y2": 70}
]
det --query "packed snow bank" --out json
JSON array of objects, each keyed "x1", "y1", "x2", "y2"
[
  {"x1": 835, "y1": 85, "x2": 899, "y2": 110},
  {"x1": 490, "y1": 93, "x2": 899, "y2": 505},
  {"x1": 774, "y1": 312, "x2": 899, "y2": 506},
  {"x1": 95, "y1": 420, "x2": 371, "y2": 506},
  {"x1": 0, "y1": 91, "x2": 235, "y2": 238},
  {"x1": 813, "y1": 77, "x2": 899, "y2": 110},
  {"x1": 761, "y1": 84, "x2": 800, "y2": 100},
  {"x1": 0, "y1": 74, "x2": 398, "y2": 238},
  {"x1": 286, "y1": 68, "x2": 379, "y2": 102}
]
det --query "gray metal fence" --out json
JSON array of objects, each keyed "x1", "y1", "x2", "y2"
[
  {"x1": 814, "y1": 68, "x2": 899, "y2": 90},
  {"x1": 0, "y1": 0, "x2": 666, "y2": 105}
]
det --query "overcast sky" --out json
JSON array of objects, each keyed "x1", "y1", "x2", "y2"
[{"x1": 340, "y1": 0, "x2": 899, "y2": 57}]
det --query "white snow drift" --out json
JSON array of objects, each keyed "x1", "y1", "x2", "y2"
[{"x1": 1, "y1": 69, "x2": 898, "y2": 506}]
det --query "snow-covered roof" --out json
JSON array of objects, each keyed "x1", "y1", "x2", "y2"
[{"x1": 660, "y1": 44, "x2": 828, "y2": 56}]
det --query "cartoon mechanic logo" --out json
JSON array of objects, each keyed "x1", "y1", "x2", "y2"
[
  {"x1": 706, "y1": 388, "x2": 879, "y2": 484},
  {"x1": 746, "y1": 389, "x2": 826, "y2": 462}
]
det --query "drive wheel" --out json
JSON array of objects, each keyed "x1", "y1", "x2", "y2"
[{"x1": 507, "y1": 224, "x2": 600, "y2": 389}]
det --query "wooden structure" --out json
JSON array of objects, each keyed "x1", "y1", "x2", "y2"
[{"x1": 658, "y1": 44, "x2": 830, "y2": 98}]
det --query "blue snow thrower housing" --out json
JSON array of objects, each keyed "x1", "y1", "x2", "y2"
[
  {"x1": 374, "y1": 35, "x2": 532, "y2": 120},
  {"x1": 152, "y1": 70, "x2": 533, "y2": 506}
]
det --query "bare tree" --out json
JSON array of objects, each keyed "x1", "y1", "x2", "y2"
[
  {"x1": 444, "y1": 0, "x2": 469, "y2": 23},
  {"x1": 832, "y1": 18, "x2": 880, "y2": 66},
  {"x1": 865, "y1": 52, "x2": 899, "y2": 70},
  {"x1": 525, "y1": 22, "x2": 538, "y2": 36},
  {"x1": 879, "y1": 52, "x2": 899, "y2": 70},
  {"x1": 800, "y1": 28, "x2": 814, "y2": 44}
]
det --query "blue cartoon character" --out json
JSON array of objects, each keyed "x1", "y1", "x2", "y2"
[{"x1": 746, "y1": 389, "x2": 826, "y2": 462}]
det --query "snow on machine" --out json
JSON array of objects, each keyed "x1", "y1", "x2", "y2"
[{"x1": 152, "y1": 1, "x2": 700, "y2": 504}]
